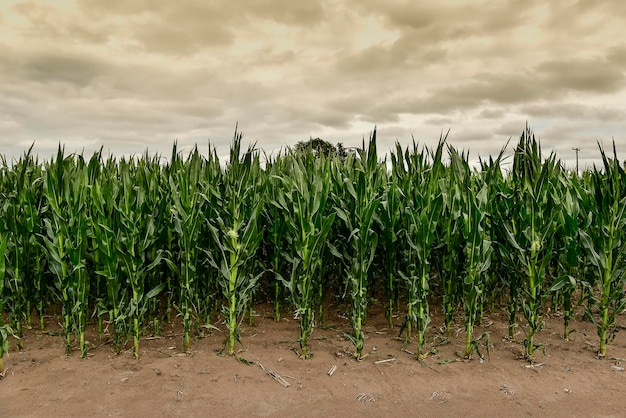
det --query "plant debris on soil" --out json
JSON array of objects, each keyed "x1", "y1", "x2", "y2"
[{"x1": 1, "y1": 304, "x2": 625, "y2": 418}]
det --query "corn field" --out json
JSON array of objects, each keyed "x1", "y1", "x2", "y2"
[{"x1": 0, "y1": 127, "x2": 625, "y2": 368}]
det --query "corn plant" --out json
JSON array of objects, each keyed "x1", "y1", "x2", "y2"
[
  {"x1": 41, "y1": 151, "x2": 71, "y2": 354},
  {"x1": 2, "y1": 185, "x2": 28, "y2": 342},
  {"x1": 396, "y1": 139, "x2": 445, "y2": 359},
  {"x1": 90, "y1": 157, "x2": 127, "y2": 353},
  {"x1": 63, "y1": 158, "x2": 90, "y2": 358},
  {"x1": 2, "y1": 147, "x2": 46, "y2": 339},
  {"x1": 116, "y1": 159, "x2": 164, "y2": 358},
  {"x1": 458, "y1": 159, "x2": 492, "y2": 359},
  {"x1": 333, "y1": 132, "x2": 381, "y2": 359},
  {"x1": 549, "y1": 173, "x2": 582, "y2": 340},
  {"x1": 263, "y1": 155, "x2": 291, "y2": 321},
  {"x1": 0, "y1": 322, "x2": 14, "y2": 373},
  {"x1": 158, "y1": 150, "x2": 181, "y2": 325},
  {"x1": 206, "y1": 133, "x2": 265, "y2": 356},
  {"x1": 85, "y1": 152, "x2": 105, "y2": 339},
  {"x1": 477, "y1": 150, "x2": 508, "y2": 314},
  {"x1": 42, "y1": 149, "x2": 92, "y2": 356},
  {"x1": 273, "y1": 151, "x2": 335, "y2": 358},
  {"x1": 437, "y1": 147, "x2": 465, "y2": 335},
  {"x1": 504, "y1": 128, "x2": 560, "y2": 358},
  {"x1": 491, "y1": 176, "x2": 523, "y2": 338},
  {"x1": 379, "y1": 146, "x2": 404, "y2": 328},
  {"x1": 167, "y1": 146, "x2": 208, "y2": 351},
  {"x1": 195, "y1": 152, "x2": 223, "y2": 331},
  {"x1": 0, "y1": 234, "x2": 7, "y2": 326},
  {"x1": 579, "y1": 143, "x2": 626, "y2": 358},
  {"x1": 141, "y1": 154, "x2": 174, "y2": 334},
  {"x1": 0, "y1": 324, "x2": 12, "y2": 372},
  {"x1": 0, "y1": 233, "x2": 10, "y2": 370},
  {"x1": 335, "y1": 131, "x2": 380, "y2": 359}
]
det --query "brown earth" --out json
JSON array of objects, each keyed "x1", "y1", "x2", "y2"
[{"x1": 1, "y1": 304, "x2": 625, "y2": 418}]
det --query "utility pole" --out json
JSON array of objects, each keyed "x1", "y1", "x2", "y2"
[{"x1": 572, "y1": 147, "x2": 580, "y2": 173}]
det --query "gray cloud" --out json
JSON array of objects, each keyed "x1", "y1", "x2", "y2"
[
  {"x1": 423, "y1": 117, "x2": 455, "y2": 126},
  {"x1": 74, "y1": 0, "x2": 327, "y2": 55},
  {"x1": 607, "y1": 44, "x2": 626, "y2": 66},
  {"x1": 78, "y1": 0, "x2": 326, "y2": 25},
  {"x1": 9, "y1": 52, "x2": 106, "y2": 86},
  {"x1": 520, "y1": 103, "x2": 625, "y2": 122},
  {"x1": 11, "y1": 1, "x2": 110, "y2": 45},
  {"x1": 354, "y1": 0, "x2": 537, "y2": 44},
  {"x1": 536, "y1": 58, "x2": 626, "y2": 94},
  {"x1": 0, "y1": 0, "x2": 625, "y2": 166},
  {"x1": 477, "y1": 108, "x2": 508, "y2": 119},
  {"x1": 333, "y1": 30, "x2": 449, "y2": 76}
]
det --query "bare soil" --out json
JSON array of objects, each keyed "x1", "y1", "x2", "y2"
[{"x1": 2, "y1": 304, "x2": 626, "y2": 418}]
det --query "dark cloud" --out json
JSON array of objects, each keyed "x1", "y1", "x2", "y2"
[
  {"x1": 244, "y1": 48, "x2": 297, "y2": 67},
  {"x1": 429, "y1": 72, "x2": 543, "y2": 109},
  {"x1": 520, "y1": 103, "x2": 625, "y2": 121},
  {"x1": 7, "y1": 53, "x2": 106, "y2": 86},
  {"x1": 362, "y1": 53, "x2": 626, "y2": 119},
  {"x1": 368, "y1": 3, "x2": 439, "y2": 31},
  {"x1": 354, "y1": 0, "x2": 536, "y2": 40},
  {"x1": 478, "y1": 108, "x2": 508, "y2": 119},
  {"x1": 78, "y1": 0, "x2": 326, "y2": 25},
  {"x1": 607, "y1": 44, "x2": 626, "y2": 66},
  {"x1": 537, "y1": 58, "x2": 625, "y2": 94}
]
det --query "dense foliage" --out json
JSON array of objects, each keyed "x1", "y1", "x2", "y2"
[{"x1": 1, "y1": 127, "x2": 625, "y2": 364}]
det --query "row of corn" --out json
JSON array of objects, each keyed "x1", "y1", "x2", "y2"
[{"x1": 0, "y1": 126, "x2": 625, "y2": 370}]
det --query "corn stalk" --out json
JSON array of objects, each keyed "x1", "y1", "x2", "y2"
[
  {"x1": 579, "y1": 142, "x2": 626, "y2": 358},
  {"x1": 42, "y1": 149, "x2": 92, "y2": 356},
  {"x1": 206, "y1": 132, "x2": 265, "y2": 356},
  {"x1": 379, "y1": 145, "x2": 404, "y2": 328},
  {"x1": 116, "y1": 159, "x2": 164, "y2": 358},
  {"x1": 0, "y1": 233, "x2": 10, "y2": 370},
  {"x1": 168, "y1": 146, "x2": 207, "y2": 352},
  {"x1": 396, "y1": 138, "x2": 445, "y2": 359},
  {"x1": 264, "y1": 155, "x2": 290, "y2": 321},
  {"x1": 549, "y1": 173, "x2": 582, "y2": 340},
  {"x1": 274, "y1": 152, "x2": 335, "y2": 358},
  {"x1": 333, "y1": 131, "x2": 380, "y2": 359},
  {"x1": 459, "y1": 164, "x2": 492, "y2": 359},
  {"x1": 2, "y1": 147, "x2": 46, "y2": 339},
  {"x1": 437, "y1": 146, "x2": 465, "y2": 335},
  {"x1": 504, "y1": 128, "x2": 560, "y2": 358},
  {"x1": 90, "y1": 163, "x2": 127, "y2": 353}
]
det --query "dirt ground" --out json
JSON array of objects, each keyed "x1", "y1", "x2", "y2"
[{"x1": 1, "y1": 303, "x2": 626, "y2": 418}]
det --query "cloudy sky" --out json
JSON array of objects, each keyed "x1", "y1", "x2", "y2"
[{"x1": 1, "y1": 0, "x2": 625, "y2": 169}]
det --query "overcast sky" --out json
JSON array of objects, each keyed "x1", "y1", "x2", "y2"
[{"x1": 1, "y1": 0, "x2": 625, "y2": 169}]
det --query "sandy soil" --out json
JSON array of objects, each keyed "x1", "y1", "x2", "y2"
[{"x1": 1, "y1": 304, "x2": 626, "y2": 418}]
